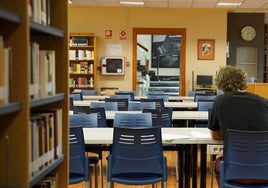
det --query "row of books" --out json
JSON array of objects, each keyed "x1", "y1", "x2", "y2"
[
  {"x1": 0, "y1": 36, "x2": 11, "y2": 105},
  {"x1": 30, "y1": 42, "x2": 56, "y2": 99},
  {"x1": 69, "y1": 62, "x2": 94, "y2": 74},
  {"x1": 29, "y1": 0, "x2": 51, "y2": 25},
  {"x1": 70, "y1": 77, "x2": 94, "y2": 88},
  {"x1": 30, "y1": 109, "x2": 62, "y2": 177},
  {"x1": 69, "y1": 36, "x2": 90, "y2": 46},
  {"x1": 33, "y1": 174, "x2": 58, "y2": 188},
  {"x1": 69, "y1": 50, "x2": 95, "y2": 60}
]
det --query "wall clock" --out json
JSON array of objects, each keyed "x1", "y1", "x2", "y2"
[{"x1": 241, "y1": 26, "x2": 256, "y2": 41}]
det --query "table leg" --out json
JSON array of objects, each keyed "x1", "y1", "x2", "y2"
[
  {"x1": 200, "y1": 144, "x2": 207, "y2": 188},
  {"x1": 192, "y1": 145, "x2": 197, "y2": 188},
  {"x1": 184, "y1": 145, "x2": 190, "y2": 188},
  {"x1": 178, "y1": 145, "x2": 184, "y2": 188}
]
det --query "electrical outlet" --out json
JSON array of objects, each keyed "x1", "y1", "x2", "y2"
[{"x1": 207, "y1": 144, "x2": 224, "y2": 155}]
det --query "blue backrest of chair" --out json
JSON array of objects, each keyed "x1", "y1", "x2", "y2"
[
  {"x1": 105, "y1": 98, "x2": 129, "y2": 111},
  {"x1": 140, "y1": 98, "x2": 165, "y2": 109},
  {"x1": 110, "y1": 94, "x2": 132, "y2": 101},
  {"x1": 194, "y1": 93, "x2": 216, "y2": 102},
  {"x1": 195, "y1": 100, "x2": 214, "y2": 127},
  {"x1": 75, "y1": 107, "x2": 107, "y2": 127},
  {"x1": 220, "y1": 129, "x2": 268, "y2": 187},
  {"x1": 113, "y1": 113, "x2": 152, "y2": 127},
  {"x1": 128, "y1": 101, "x2": 156, "y2": 111},
  {"x1": 70, "y1": 92, "x2": 83, "y2": 101},
  {"x1": 143, "y1": 108, "x2": 173, "y2": 127},
  {"x1": 70, "y1": 114, "x2": 98, "y2": 128},
  {"x1": 109, "y1": 126, "x2": 166, "y2": 178},
  {"x1": 69, "y1": 126, "x2": 89, "y2": 182},
  {"x1": 90, "y1": 101, "x2": 118, "y2": 111},
  {"x1": 81, "y1": 89, "x2": 98, "y2": 96},
  {"x1": 147, "y1": 94, "x2": 169, "y2": 102},
  {"x1": 116, "y1": 92, "x2": 135, "y2": 101}
]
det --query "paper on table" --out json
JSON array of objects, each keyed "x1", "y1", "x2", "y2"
[
  {"x1": 162, "y1": 133, "x2": 191, "y2": 141},
  {"x1": 191, "y1": 131, "x2": 211, "y2": 138}
]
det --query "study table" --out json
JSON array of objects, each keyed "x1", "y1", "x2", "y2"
[
  {"x1": 82, "y1": 95, "x2": 194, "y2": 102},
  {"x1": 73, "y1": 100, "x2": 198, "y2": 109},
  {"x1": 83, "y1": 127, "x2": 223, "y2": 188}
]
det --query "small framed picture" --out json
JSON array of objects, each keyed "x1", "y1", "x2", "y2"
[{"x1": 198, "y1": 39, "x2": 215, "y2": 60}]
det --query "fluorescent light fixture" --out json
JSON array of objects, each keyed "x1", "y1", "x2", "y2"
[
  {"x1": 120, "y1": 1, "x2": 144, "y2": 6},
  {"x1": 217, "y1": 2, "x2": 242, "y2": 7}
]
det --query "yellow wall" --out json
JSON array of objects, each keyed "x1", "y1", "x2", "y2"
[{"x1": 68, "y1": 6, "x2": 228, "y2": 94}]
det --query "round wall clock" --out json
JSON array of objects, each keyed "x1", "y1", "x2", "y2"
[{"x1": 241, "y1": 26, "x2": 256, "y2": 41}]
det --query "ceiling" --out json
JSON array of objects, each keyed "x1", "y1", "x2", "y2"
[{"x1": 69, "y1": 0, "x2": 268, "y2": 13}]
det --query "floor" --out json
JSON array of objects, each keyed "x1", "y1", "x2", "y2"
[{"x1": 69, "y1": 151, "x2": 219, "y2": 188}]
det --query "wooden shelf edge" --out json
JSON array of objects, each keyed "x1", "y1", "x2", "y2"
[
  {"x1": 30, "y1": 21, "x2": 65, "y2": 38},
  {"x1": 0, "y1": 102, "x2": 21, "y2": 116},
  {"x1": 29, "y1": 156, "x2": 64, "y2": 187},
  {"x1": 0, "y1": 7, "x2": 21, "y2": 23},
  {"x1": 30, "y1": 93, "x2": 65, "y2": 108}
]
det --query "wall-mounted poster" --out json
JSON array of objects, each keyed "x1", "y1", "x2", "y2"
[
  {"x1": 198, "y1": 39, "x2": 215, "y2": 60},
  {"x1": 151, "y1": 35, "x2": 181, "y2": 68}
]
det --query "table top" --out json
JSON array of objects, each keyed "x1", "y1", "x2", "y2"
[
  {"x1": 83, "y1": 127, "x2": 223, "y2": 145},
  {"x1": 104, "y1": 110, "x2": 208, "y2": 120},
  {"x1": 74, "y1": 100, "x2": 197, "y2": 109}
]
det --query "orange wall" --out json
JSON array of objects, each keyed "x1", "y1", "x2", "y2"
[{"x1": 68, "y1": 6, "x2": 228, "y2": 94}]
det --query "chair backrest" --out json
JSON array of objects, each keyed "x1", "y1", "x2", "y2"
[
  {"x1": 69, "y1": 126, "x2": 89, "y2": 184},
  {"x1": 116, "y1": 92, "x2": 135, "y2": 101},
  {"x1": 194, "y1": 93, "x2": 216, "y2": 102},
  {"x1": 195, "y1": 100, "x2": 214, "y2": 127},
  {"x1": 143, "y1": 108, "x2": 173, "y2": 127},
  {"x1": 75, "y1": 107, "x2": 107, "y2": 127},
  {"x1": 108, "y1": 126, "x2": 166, "y2": 181},
  {"x1": 81, "y1": 89, "x2": 98, "y2": 96},
  {"x1": 220, "y1": 129, "x2": 268, "y2": 187},
  {"x1": 140, "y1": 98, "x2": 164, "y2": 109},
  {"x1": 105, "y1": 98, "x2": 129, "y2": 111},
  {"x1": 128, "y1": 101, "x2": 156, "y2": 111},
  {"x1": 69, "y1": 97, "x2": 76, "y2": 113},
  {"x1": 70, "y1": 92, "x2": 83, "y2": 101},
  {"x1": 147, "y1": 94, "x2": 169, "y2": 102},
  {"x1": 90, "y1": 101, "x2": 118, "y2": 111},
  {"x1": 188, "y1": 90, "x2": 206, "y2": 97},
  {"x1": 69, "y1": 114, "x2": 98, "y2": 128},
  {"x1": 113, "y1": 113, "x2": 152, "y2": 127},
  {"x1": 109, "y1": 94, "x2": 132, "y2": 101}
]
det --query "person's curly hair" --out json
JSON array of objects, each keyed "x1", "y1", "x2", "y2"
[{"x1": 215, "y1": 65, "x2": 247, "y2": 92}]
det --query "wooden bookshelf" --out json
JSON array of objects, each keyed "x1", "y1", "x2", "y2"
[
  {"x1": 0, "y1": 1, "x2": 68, "y2": 187},
  {"x1": 69, "y1": 33, "x2": 98, "y2": 92}
]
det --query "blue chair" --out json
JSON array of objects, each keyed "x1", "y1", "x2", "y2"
[
  {"x1": 147, "y1": 94, "x2": 169, "y2": 102},
  {"x1": 142, "y1": 108, "x2": 173, "y2": 127},
  {"x1": 220, "y1": 129, "x2": 268, "y2": 188},
  {"x1": 148, "y1": 90, "x2": 165, "y2": 95},
  {"x1": 128, "y1": 101, "x2": 156, "y2": 111},
  {"x1": 109, "y1": 94, "x2": 132, "y2": 101},
  {"x1": 113, "y1": 113, "x2": 152, "y2": 127},
  {"x1": 69, "y1": 126, "x2": 90, "y2": 188},
  {"x1": 105, "y1": 98, "x2": 129, "y2": 111},
  {"x1": 69, "y1": 114, "x2": 101, "y2": 188},
  {"x1": 81, "y1": 89, "x2": 98, "y2": 96},
  {"x1": 90, "y1": 101, "x2": 118, "y2": 111},
  {"x1": 107, "y1": 126, "x2": 167, "y2": 188},
  {"x1": 188, "y1": 90, "x2": 206, "y2": 97},
  {"x1": 70, "y1": 97, "x2": 76, "y2": 114},
  {"x1": 70, "y1": 92, "x2": 83, "y2": 101},
  {"x1": 195, "y1": 100, "x2": 214, "y2": 127},
  {"x1": 140, "y1": 98, "x2": 165, "y2": 109},
  {"x1": 116, "y1": 91, "x2": 135, "y2": 101},
  {"x1": 194, "y1": 93, "x2": 216, "y2": 102}
]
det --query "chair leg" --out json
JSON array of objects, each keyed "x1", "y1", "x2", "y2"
[
  {"x1": 175, "y1": 151, "x2": 179, "y2": 181},
  {"x1": 211, "y1": 160, "x2": 216, "y2": 188},
  {"x1": 94, "y1": 163, "x2": 98, "y2": 188},
  {"x1": 85, "y1": 181, "x2": 90, "y2": 188},
  {"x1": 99, "y1": 159, "x2": 103, "y2": 188},
  {"x1": 107, "y1": 181, "x2": 113, "y2": 188},
  {"x1": 162, "y1": 181, "x2": 167, "y2": 188}
]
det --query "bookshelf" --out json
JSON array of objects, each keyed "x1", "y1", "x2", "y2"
[
  {"x1": 69, "y1": 33, "x2": 98, "y2": 92},
  {"x1": 0, "y1": 1, "x2": 68, "y2": 188}
]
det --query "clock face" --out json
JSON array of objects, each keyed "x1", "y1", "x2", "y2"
[{"x1": 241, "y1": 26, "x2": 256, "y2": 41}]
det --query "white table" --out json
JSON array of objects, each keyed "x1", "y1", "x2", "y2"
[
  {"x1": 82, "y1": 95, "x2": 194, "y2": 102},
  {"x1": 83, "y1": 127, "x2": 222, "y2": 188},
  {"x1": 74, "y1": 100, "x2": 198, "y2": 109}
]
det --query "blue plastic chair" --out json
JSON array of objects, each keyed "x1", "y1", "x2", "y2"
[
  {"x1": 107, "y1": 126, "x2": 167, "y2": 188},
  {"x1": 142, "y1": 108, "x2": 173, "y2": 127},
  {"x1": 116, "y1": 91, "x2": 135, "y2": 101},
  {"x1": 147, "y1": 94, "x2": 169, "y2": 102},
  {"x1": 105, "y1": 98, "x2": 129, "y2": 111},
  {"x1": 220, "y1": 129, "x2": 268, "y2": 188},
  {"x1": 81, "y1": 89, "x2": 98, "y2": 96},
  {"x1": 69, "y1": 114, "x2": 101, "y2": 188},
  {"x1": 69, "y1": 126, "x2": 90, "y2": 188},
  {"x1": 113, "y1": 113, "x2": 152, "y2": 127},
  {"x1": 70, "y1": 92, "x2": 83, "y2": 101},
  {"x1": 128, "y1": 101, "x2": 156, "y2": 111},
  {"x1": 70, "y1": 97, "x2": 76, "y2": 114},
  {"x1": 194, "y1": 93, "x2": 216, "y2": 102},
  {"x1": 141, "y1": 98, "x2": 165, "y2": 109},
  {"x1": 195, "y1": 100, "x2": 214, "y2": 127},
  {"x1": 90, "y1": 101, "x2": 118, "y2": 111},
  {"x1": 109, "y1": 94, "x2": 132, "y2": 101}
]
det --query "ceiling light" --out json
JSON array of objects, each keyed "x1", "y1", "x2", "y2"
[
  {"x1": 68, "y1": 0, "x2": 72, "y2": 4},
  {"x1": 217, "y1": 2, "x2": 241, "y2": 7},
  {"x1": 120, "y1": 1, "x2": 144, "y2": 6}
]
